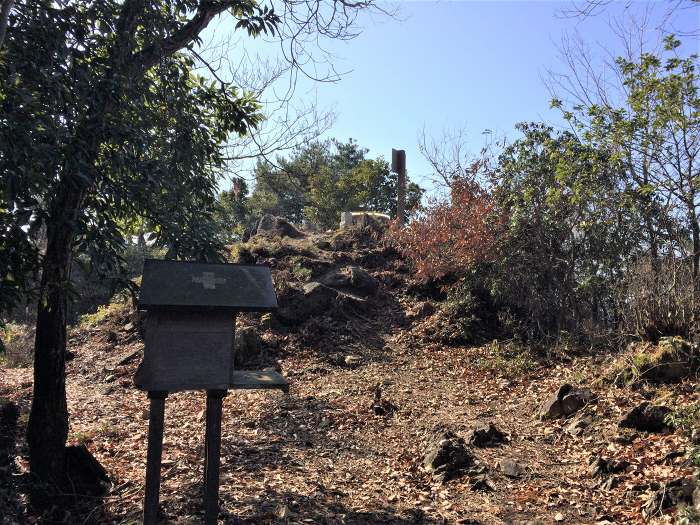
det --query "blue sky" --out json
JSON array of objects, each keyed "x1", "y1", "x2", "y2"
[{"x1": 204, "y1": 1, "x2": 699, "y2": 194}]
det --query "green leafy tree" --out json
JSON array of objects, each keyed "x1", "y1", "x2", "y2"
[
  {"x1": 215, "y1": 178, "x2": 251, "y2": 242},
  {"x1": 552, "y1": 35, "x2": 699, "y2": 337},
  {"x1": 250, "y1": 138, "x2": 423, "y2": 229},
  {"x1": 247, "y1": 140, "x2": 336, "y2": 223},
  {"x1": 305, "y1": 156, "x2": 422, "y2": 227},
  {"x1": 490, "y1": 123, "x2": 634, "y2": 338},
  {"x1": 0, "y1": 0, "x2": 378, "y2": 499}
]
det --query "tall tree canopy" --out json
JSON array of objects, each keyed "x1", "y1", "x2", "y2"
[
  {"x1": 552, "y1": 35, "x2": 700, "y2": 337},
  {"x1": 249, "y1": 138, "x2": 423, "y2": 229}
]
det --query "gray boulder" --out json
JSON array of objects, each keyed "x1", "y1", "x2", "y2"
[
  {"x1": 619, "y1": 402, "x2": 673, "y2": 433},
  {"x1": 276, "y1": 282, "x2": 338, "y2": 325},
  {"x1": 565, "y1": 415, "x2": 593, "y2": 437},
  {"x1": 256, "y1": 214, "x2": 304, "y2": 239},
  {"x1": 318, "y1": 266, "x2": 378, "y2": 295},
  {"x1": 540, "y1": 384, "x2": 595, "y2": 419}
]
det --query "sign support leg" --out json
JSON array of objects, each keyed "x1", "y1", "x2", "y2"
[
  {"x1": 144, "y1": 391, "x2": 168, "y2": 525},
  {"x1": 204, "y1": 389, "x2": 227, "y2": 525}
]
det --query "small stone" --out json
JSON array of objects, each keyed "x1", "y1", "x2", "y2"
[
  {"x1": 259, "y1": 313, "x2": 274, "y2": 331},
  {"x1": 554, "y1": 513, "x2": 564, "y2": 522},
  {"x1": 498, "y1": 458, "x2": 523, "y2": 478},
  {"x1": 612, "y1": 430, "x2": 639, "y2": 444},
  {"x1": 423, "y1": 431, "x2": 473, "y2": 483},
  {"x1": 566, "y1": 415, "x2": 592, "y2": 436},
  {"x1": 598, "y1": 476, "x2": 620, "y2": 491},
  {"x1": 344, "y1": 355, "x2": 362, "y2": 366},
  {"x1": 691, "y1": 428, "x2": 700, "y2": 444},
  {"x1": 589, "y1": 456, "x2": 630, "y2": 477},
  {"x1": 275, "y1": 504, "x2": 290, "y2": 519},
  {"x1": 99, "y1": 385, "x2": 115, "y2": 396},
  {"x1": 469, "y1": 474, "x2": 495, "y2": 492},
  {"x1": 466, "y1": 423, "x2": 507, "y2": 447},
  {"x1": 540, "y1": 384, "x2": 595, "y2": 419}
]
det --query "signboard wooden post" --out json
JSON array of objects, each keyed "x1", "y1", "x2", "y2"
[
  {"x1": 135, "y1": 259, "x2": 288, "y2": 525},
  {"x1": 392, "y1": 149, "x2": 406, "y2": 224}
]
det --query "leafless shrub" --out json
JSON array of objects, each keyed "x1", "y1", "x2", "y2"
[
  {"x1": 620, "y1": 256, "x2": 694, "y2": 342},
  {"x1": 1, "y1": 322, "x2": 35, "y2": 367}
]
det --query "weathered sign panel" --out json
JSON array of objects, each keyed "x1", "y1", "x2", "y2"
[
  {"x1": 135, "y1": 259, "x2": 280, "y2": 392},
  {"x1": 139, "y1": 259, "x2": 278, "y2": 312},
  {"x1": 134, "y1": 311, "x2": 234, "y2": 392}
]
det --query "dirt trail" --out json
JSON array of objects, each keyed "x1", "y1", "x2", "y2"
[{"x1": 1, "y1": 324, "x2": 693, "y2": 524}]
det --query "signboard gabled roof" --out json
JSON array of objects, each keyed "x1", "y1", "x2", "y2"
[{"x1": 138, "y1": 259, "x2": 278, "y2": 311}]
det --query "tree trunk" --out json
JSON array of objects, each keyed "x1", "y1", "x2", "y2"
[
  {"x1": 27, "y1": 186, "x2": 83, "y2": 503},
  {"x1": 0, "y1": 0, "x2": 14, "y2": 51},
  {"x1": 691, "y1": 215, "x2": 699, "y2": 341}
]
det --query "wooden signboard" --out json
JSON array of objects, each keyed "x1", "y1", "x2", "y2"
[
  {"x1": 139, "y1": 259, "x2": 278, "y2": 312},
  {"x1": 134, "y1": 259, "x2": 287, "y2": 525},
  {"x1": 135, "y1": 311, "x2": 233, "y2": 392}
]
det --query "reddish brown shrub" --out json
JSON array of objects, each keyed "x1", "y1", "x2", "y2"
[{"x1": 389, "y1": 178, "x2": 497, "y2": 281}]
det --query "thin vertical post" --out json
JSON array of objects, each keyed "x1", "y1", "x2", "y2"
[
  {"x1": 392, "y1": 149, "x2": 406, "y2": 224},
  {"x1": 204, "y1": 389, "x2": 227, "y2": 525},
  {"x1": 143, "y1": 391, "x2": 167, "y2": 525}
]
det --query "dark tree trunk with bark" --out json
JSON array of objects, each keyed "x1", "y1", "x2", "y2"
[
  {"x1": 27, "y1": 186, "x2": 83, "y2": 503},
  {"x1": 691, "y1": 215, "x2": 700, "y2": 341}
]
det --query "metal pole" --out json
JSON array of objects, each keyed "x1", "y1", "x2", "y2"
[
  {"x1": 204, "y1": 389, "x2": 227, "y2": 525},
  {"x1": 392, "y1": 149, "x2": 406, "y2": 224},
  {"x1": 143, "y1": 391, "x2": 167, "y2": 525}
]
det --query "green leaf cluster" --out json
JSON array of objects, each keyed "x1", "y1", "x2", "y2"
[
  {"x1": 248, "y1": 138, "x2": 423, "y2": 229},
  {"x1": 0, "y1": 0, "x2": 274, "y2": 313}
]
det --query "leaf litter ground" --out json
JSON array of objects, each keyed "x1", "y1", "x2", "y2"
[{"x1": 0, "y1": 233, "x2": 696, "y2": 524}]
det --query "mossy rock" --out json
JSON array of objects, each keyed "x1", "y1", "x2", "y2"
[{"x1": 608, "y1": 336, "x2": 699, "y2": 386}]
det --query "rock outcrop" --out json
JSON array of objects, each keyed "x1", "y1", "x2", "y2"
[
  {"x1": 256, "y1": 214, "x2": 304, "y2": 239},
  {"x1": 423, "y1": 431, "x2": 474, "y2": 483},
  {"x1": 466, "y1": 423, "x2": 507, "y2": 447},
  {"x1": 540, "y1": 384, "x2": 595, "y2": 419},
  {"x1": 619, "y1": 402, "x2": 673, "y2": 433},
  {"x1": 318, "y1": 266, "x2": 379, "y2": 296},
  {"x1": 234, "y1": 326, "x2": 262, "y2": 366}
]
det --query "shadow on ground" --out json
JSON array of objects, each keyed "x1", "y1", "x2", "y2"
[{"x1": 220, "y1": 487, "x2": 447, "y2": 525}]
